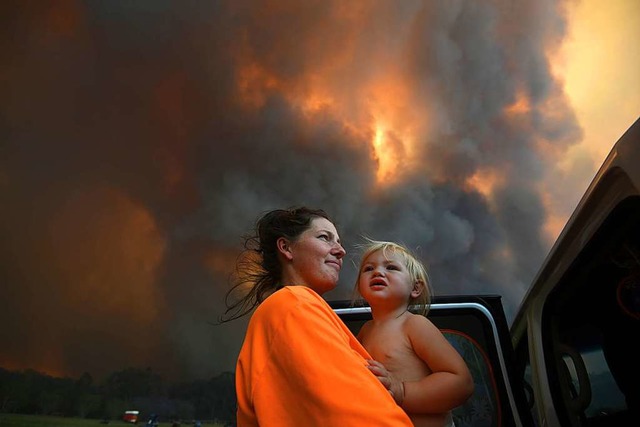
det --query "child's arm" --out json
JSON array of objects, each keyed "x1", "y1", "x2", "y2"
[
  {"x1": 403, "y1": 315, "x2": 474, "y2": 413},
  {"x1": 369, "y1": 315, "x2": 474, "y2": 414}
]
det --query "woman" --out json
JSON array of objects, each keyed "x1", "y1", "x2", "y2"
[{"x1": 223, "y1": 207, "x2": 412, "y2": 426}]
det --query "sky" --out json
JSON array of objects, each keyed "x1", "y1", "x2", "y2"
[{"x1": 1, "y1": 0, "x2": 638, "y2": 382}]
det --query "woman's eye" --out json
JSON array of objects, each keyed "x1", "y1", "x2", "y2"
[{"x1": 318, "y1": 234, "x2": 329, "y2": 241}]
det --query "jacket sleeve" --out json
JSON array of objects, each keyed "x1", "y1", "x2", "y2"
[{"x1": 249, "y1": 294, "x2": 412, "y2": 427}]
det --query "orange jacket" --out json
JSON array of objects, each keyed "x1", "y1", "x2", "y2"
[{"x1": 236, "y1": 286, "x2": 412, "y2": 426}]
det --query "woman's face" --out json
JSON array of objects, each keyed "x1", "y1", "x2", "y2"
[{"x1": 287, "y1": 217, "x2": 346, "y2": 295}]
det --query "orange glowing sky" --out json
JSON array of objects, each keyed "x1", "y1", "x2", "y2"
[
  {"x1": 561, "y1": 0, "x2": 640, "y2": 162},
  {"x1": 236, "y1": 1, "x2": 639, "y2": 238},
  {"x1": 544, "y1": 0, "x2": 640, "y2": 241}
]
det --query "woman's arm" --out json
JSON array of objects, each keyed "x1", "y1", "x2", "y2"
[{"x1": 241, "y1": 288, "x2": 413, "y2": 426}]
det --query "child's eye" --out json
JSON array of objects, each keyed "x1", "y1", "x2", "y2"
[
  {"x1": 387, "y1": 265, "x2": 400, "y2": 270},
  {"x1": 362, "y1": 265, "x2": 373, "y2": 272}
]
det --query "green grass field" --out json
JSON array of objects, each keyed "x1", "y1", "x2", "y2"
[{"x1": 0, "y1": 414, "x2": 224, "y2": 427}]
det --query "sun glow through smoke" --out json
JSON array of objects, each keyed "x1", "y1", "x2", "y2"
[
  {"x1": 373, "y1": 124, "x2": 392, "y2": 184},
  {"x1": 235, "y1": 55, "x2": 421, "y2": 188},
  {"x1": 465, "y1": 169, "x2": 503, "y2": 201}
]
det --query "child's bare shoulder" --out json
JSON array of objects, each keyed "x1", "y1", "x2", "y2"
[
  {"x1": 360, "y1": 319, "x2": 374, "y2": 329},
  {"x1": 404, "y1": 312, "x2": 439, "y2": 333},
  {"x1": 357, "y1": 319, "x2": 374, "y2": 338}
]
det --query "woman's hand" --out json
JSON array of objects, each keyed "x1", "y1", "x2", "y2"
[{"x1": 366, "y1": 359, "x2": 405, "y2": 406}]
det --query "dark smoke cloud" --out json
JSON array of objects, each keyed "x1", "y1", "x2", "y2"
[{"x1": 1, "y1": 0, "x2": 586, "y2": 381}]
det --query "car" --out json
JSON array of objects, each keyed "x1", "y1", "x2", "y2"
[
  {"x1": 509, "y1": 116, "x2": 640, "y2": 427},
  {"x1": 332, "y1": 116, "x2": 640, "y2": 427},
  {"x1": 123, "y1": 410, "x2": 140, "y2": 424}
]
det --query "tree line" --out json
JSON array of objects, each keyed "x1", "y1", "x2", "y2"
[{"x1": 0, "y1": 366, "x2": 236, "y2": 424}]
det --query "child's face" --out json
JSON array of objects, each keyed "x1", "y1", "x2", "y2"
[{"x1": 358, "y1": 249, "x2": 418, "y2": 307}]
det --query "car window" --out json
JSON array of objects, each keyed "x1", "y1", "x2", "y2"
[
  {"x1": 541, "y1": 197, "x2": 640, "y2": 426},
  {"x1": 443, "y1": 330, "x2": 501, "y2": 427}
]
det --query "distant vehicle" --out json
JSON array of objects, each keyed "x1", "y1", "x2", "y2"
[
  {"x1": 123, "y1": 410, "x2": 139, "y2": 424},
  {"x1": 333, "y1": 116, "x2": 639, "y2": 426}
]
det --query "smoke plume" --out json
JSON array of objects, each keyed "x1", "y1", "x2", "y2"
[{"x1": 0, "y1": 0, "x2": 587, "y2": 380}]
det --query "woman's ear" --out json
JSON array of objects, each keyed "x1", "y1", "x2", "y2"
[
  {"x1": 277, "y1": 237, "x2": 294, "y2": 261},
  {"x1": 411, "y1": 280, "x2": 424, "y2": 298}
]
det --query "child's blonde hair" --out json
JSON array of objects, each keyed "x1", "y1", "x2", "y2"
[{"x1": 352, "y1": 238, "x2": 432, "y2": 315}]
